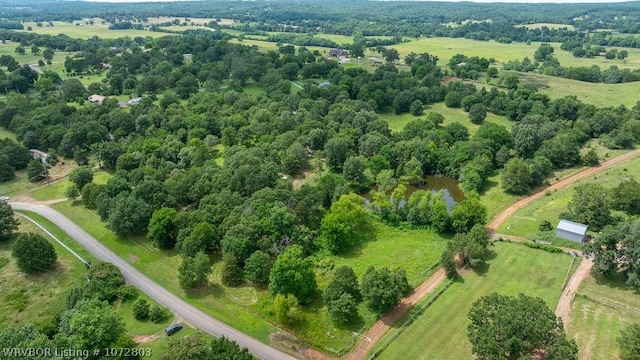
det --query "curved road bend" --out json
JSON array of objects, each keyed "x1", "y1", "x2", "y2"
[{"x1": 10, "y1": 202, "x2": 296, "y2": 360}]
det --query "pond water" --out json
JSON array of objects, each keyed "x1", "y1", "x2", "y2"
[{"x1": 366, "y1": 175, "x2": 465, "y2": 212}]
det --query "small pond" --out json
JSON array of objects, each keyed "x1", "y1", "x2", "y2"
[{"x1": 366, "y1": 175, "x2": 465, "y2": 212}]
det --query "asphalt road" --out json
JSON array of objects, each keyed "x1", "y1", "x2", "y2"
[{"x1": 10, "y1": 202, "x2": 296, "y2": 360}]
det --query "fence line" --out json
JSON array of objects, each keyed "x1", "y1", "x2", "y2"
[{"x1": 15, "y1": 212, "x2": 89, "y2": 266}]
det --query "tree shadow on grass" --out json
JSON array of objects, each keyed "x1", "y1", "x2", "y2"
[
  {"x1": 479, "y1": 169, "x2": 500, "y2": 196},
  {"x1": 184, "y1": 282, "x2": 225, "y2": 300},
  {"x1": 471, "y1": 249, "x2": 497, "y2": 276},
  {"x1": 592, "y1": 273, "x2": 640, "y2": 295}
]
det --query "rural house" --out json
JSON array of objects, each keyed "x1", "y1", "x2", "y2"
[
  {"x1": 555, "y1": 220, "x2": 588, "y2": 243},
  {"x1": 328, "y1": 48, "x2": 348, "y2": 58},
  {"x1": 88, "y1": 94, "x2": 105, "y2": 105}
]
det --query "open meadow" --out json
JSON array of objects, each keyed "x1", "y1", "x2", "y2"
[
  {"x1": 568, "y1": 275, "x2": 640, "y2": 360},
  {"x1": 21, "y1": 20, "x2": 167, "y2": 39},
  {"x1": 373, "y1": 241, "x2": 580, "y2": 360}
]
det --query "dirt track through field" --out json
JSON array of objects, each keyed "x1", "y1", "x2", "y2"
[
  {"x1": 344, "y1": 268, "x2": 446, "y2": 360},
  {"x1": 487, "y1": 148, "x2": 640, "y2": 232},
  {"x1": 345, "y1": 148, "x2": 640, "y2": 359},
  {"x1": 555, "y1": 258, "x2": 593, "y2": 326}
]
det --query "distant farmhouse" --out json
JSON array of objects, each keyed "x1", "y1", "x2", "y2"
[
  {"x1": 29, "y1": 149, "x2": 48, "y2": 164},
  {"x1": 88, "y1": 94, "x2": 105, "y2": 105},
  {"x1": 328, "y1": 49, "x2": 349, "y2": 58},
  {"x1": 556, "y1": 220, "x2": 588, "y2": 243}
]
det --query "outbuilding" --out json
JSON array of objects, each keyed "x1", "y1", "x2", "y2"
[{"x1": 555, "y1": 220, "x2": 588, "y2": 243}]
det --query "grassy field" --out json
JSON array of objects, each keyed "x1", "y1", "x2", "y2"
[
  {"x1": 0, "y1": 218, "x2": 90, "y2": 328},
  {"x1": 0, "y1": 127, "x2": 16, "y2": 141},
  {"x1": 513, "y1": 71, "x2": 640, "y2": 107},
  {"x1": 30, "y1": 169, "x2": 111, "y2": 201},
  {"x1": 517, "y1": 23, "x2": 575, "y2": 30},
  {"x1": 330, "y1": 223, "x2": 447, "y2": 288},
  {"x1": 21, "y1": 20, "x2": 166, "y2": 39},
  {"x1": 568, "y1": 275, "x2": 640, "y2": 360},
  {"x1": 379, "y1": 102, "x2": 514, "y2": 134},
  {"x1": 498, "y1": 154, "x2": 640, "y2": 241},
  {"x1": 374, "y1": 241, "x2": 579, "y2": 360}
]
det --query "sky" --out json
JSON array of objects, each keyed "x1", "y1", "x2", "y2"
[{"x1": 73, "y1": 0, "x2": 637, "y2": 2}]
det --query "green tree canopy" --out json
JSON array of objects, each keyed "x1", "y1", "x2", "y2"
[
  {"x1": 361, "y1": 266, "x2": 409, "y2": 313},
  {"x1": 568, "y1": 183, "x2": 613, "y2": 230},
  {"x1": 0, "y1": 201, "x2": 19, "y2": 240},
  {"x1": 320, "y1": 193, "x2": 372, "y2": 254},
  {"x1": 147, "y1": 207, "x2": 178, "y2": 250},
  {"x1": 269, "y1": 244, "x2": 317, "y2": 304},
  {"x1": 58, "y1": 298, "x2": 126, "y2": 351},
  {"x1": 178, "y1": 251, "x2": 212, "y2": 289},
  {"x1": 12, "y1": 233, "x2": 57, "y2": 274},
  {"x1": 501, "y1": 157, "x2": 532, "y2": 195},
  {"x1": 467, "y1": 293, "x2": 577, "y2": 360}
]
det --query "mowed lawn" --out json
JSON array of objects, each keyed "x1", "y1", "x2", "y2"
[
  {"x1": 0, "y1": 218, "x2": 91, "y2": 327},
  {"x1": 568, "y1": 275, "x2": 640, "y2": 360},
  {"x1": 379, "y1": 102, "x2": 514, "y2": 134},
  {"x1": 375, "y1": 241, "x2": 579, "y2": 360},
  {"x1": 30, "y1": 169, "x2": 112, "y2": 201},
  {"x1": 498, "y1": 155, "x2": 640, "y2": 239}
]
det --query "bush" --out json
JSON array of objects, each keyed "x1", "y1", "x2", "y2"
[
  {"x1": 132, "y1": 298, "x2": 150, "y2": 320},
  {"x1": 523, "y1": 241, "x2": 563, "y2": 253},
  {"x1": 273, "y1": 293, "x2": 301, "y2": 325},
  {"x1": 116, "y1": 285, "x2": 139, "y2": 301},
  {"x1": 149, "y1": 305, "x2": 168, "y2": 323},
  {"x1": 538, "y1": 220, "x2": 553, "y2": 232},
  {"x1": 12, "y1": 233, "x2": 57, "y2": 273}
]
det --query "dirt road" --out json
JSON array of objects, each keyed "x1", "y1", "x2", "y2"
[
  {"x1": 555, "y1": 258, "x2": 593, "y2": 326},
  {"x1": 344, "y1": 269, "x2": 446, "y2": 360},
  {"x1": 488, "y1": 148, "x2": 640, "y2": 232},
  {"x1": 346, "y1": 149, "x2": 640, "y2": 359}
]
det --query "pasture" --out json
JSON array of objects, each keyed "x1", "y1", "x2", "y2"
[
  {"x1": 498, "y1": 154, "x2": 640, "y2": 240},
  {"x1": 568, "y1": 275, "x2": 640, "y2": 360},
  {"x1": 21, "y1": 20, "x2": 166, "y2": 39},
  {"x1": 373, "y1": 241, "x2": 579, "y2": 360},
  {"x1": 0, "y1": 217, "x2": 92, "y2": 327}
]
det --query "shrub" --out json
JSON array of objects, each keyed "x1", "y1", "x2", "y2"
[
  {"x1": 12, "y1": 233, "x2": 57, "y2": 273},
  {"x1": 523, "y1": 242, "x2": 563, "y2": 253},
  {"x1": 538, "y1": 220, "x2": 553, "y2": 232},
  {"x1": 132, "y1": 298, "x2": 150, "y2": 320},
  {"x1": 116, "y1": 285, "x2": 139, "y2": 301},
  {"x1": 221, "y1": 253, "x2": 243, "y2": 287},
  {"x1": 149, "y1": 305, "x2": 168, "y2": 323}
]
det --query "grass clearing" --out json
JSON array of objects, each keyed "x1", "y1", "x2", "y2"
[
  {"x1": 331, "y1": 222, "x2": 447, "y2": 288},
  {"x1": 379, "y1": 102, "x2": 513, "y2": 134},
  {"x1": 30, "y1": 169, "x2": 111, "y2": 201},
  {"x1": 0, "y1": 218, "x2": 89, "y2": 328},
  {"x1": 498, "y1": 155, "x2": 640, "y2": 240},
  {"x1": 517, "y1": 23, "x2": 575, "y2": 30},
  {"x1": 375, "y1": 241, "x2": 579, "y2": 360},
  {"x1": 0, "y1": 127, "x2": 17, "y2": 141},
  {"x1": 568, "y1": 275, "x2": 640, "y2": 360}
]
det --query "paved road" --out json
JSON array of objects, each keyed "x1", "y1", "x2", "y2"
[{"x1": 10, "y1": 202, "x2": 296, "y2": 360}]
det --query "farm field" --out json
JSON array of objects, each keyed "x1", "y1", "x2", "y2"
[
  {"x1": 498, "y1": 155, "x2": 640, "y2": 240},
  {"x1": 517, "y1": 23, "x2": 575, "y2": 30},
  {"x1": 374, "y1": 241, "x2": 579, "y2": 360},
  {"x1": 568, "y1": 275, "x2": 640, "y2": 360},
  {"x1": 21, "y1": 20, "x2": 166, "y2": 39},
  {"x1": 514, "y1": 71, "x2": 640, "y2": 107}
]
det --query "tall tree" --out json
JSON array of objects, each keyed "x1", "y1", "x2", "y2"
[
  {"x1": 178, "y1": 251, "x2": 212, "y2": 289},
  {"x1": 568, "y1": 183, "x2": 612, "y2": 230},
  {"x1": 320, "y1": 193, "x2": 372, "y2": 254},
  {"x1": 244, "y1": 250, "x2": 272, "y2": 286},
  {"x1": 269, "y1": 245, "x2": 317, "y2": 304},
  {"x1": 361, "y1": 266, "x2": 409, "y2": 313},
  {"x1": 69, "y1": 166, "x2": 93, "y2": 190},
  {"x1": 468, "y1": 293, "x2": 577, "y2": 360},
  {"x1": 0, "y1": 201, "x2": 19, "y2": 240},
  {"x1": 147, "y1": 207, "x2": 178, "y2": 250},
  {"x1": 501, "y1": 157, "x2": 532, "y2": 195},
  {"x1": 58, "y1": 298, "x2": 126, "y2": 351}
]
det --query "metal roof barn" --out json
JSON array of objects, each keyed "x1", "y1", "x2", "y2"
[{"x1": 556, "y1": 219, "x2": 588, "y2": 243}]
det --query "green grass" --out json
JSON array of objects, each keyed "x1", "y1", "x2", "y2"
[
  {"x1": 379, "y1": 102, "x2": 514, "y2": 134},
  {"x1": 30, "y1": 170, "x2": 111, "y2": 201},
  {"x1": 0, "y1": 218, "x2": 89, "y2": 328},
  {"x1": 517, "y1": 23, "x2": 575, "y2": 30},
  {"x1": 568, "y1": 275, "x2": 640, "y2": 360},
  {"x1": 375, "y1": 241, "x2": 579, "y2": 360},
  {"x1": 21, "y1": 20, "x2": 167, "y2": 39},
  {"x1": 0, "y1": 127, "x2": 17, "y2": 141},
  {"x1": 331, "y1": 222, "x2": 447, "y2": 288},
  {"x1": 498, "y1": 155, "x2": 640, "y2": 241},
  {"x1": 479, "y1": 170, "x2": 519, "y2": 221},
  {"x1": 513, "y1": 71, "x2": 640, "y2": 107},
  {"x1": 243, "y1": 83, "x2": 266, "y2": 97},
  {"x1": 51, "y1": 201, "x2": 277, "y2": 345}
]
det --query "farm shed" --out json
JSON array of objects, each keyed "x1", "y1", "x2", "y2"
[{"x1": 556, "y1": 220, "x2": 588, "y2": 243}]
